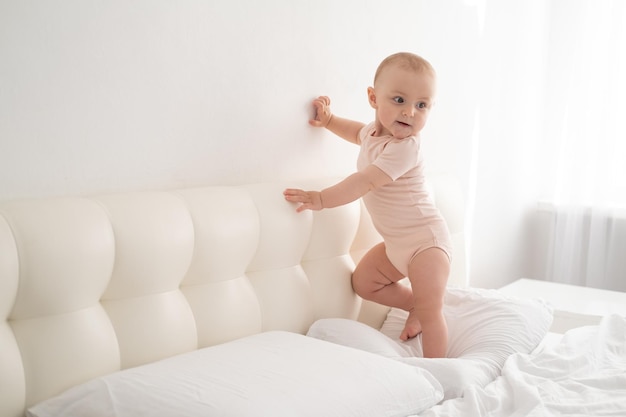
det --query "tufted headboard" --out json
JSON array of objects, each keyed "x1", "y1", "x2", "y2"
[{"x1": 0, "y1": 174, "x2": 465, "y2": 417}]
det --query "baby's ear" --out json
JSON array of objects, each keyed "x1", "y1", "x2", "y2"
[{"x1": 367, "y1": 87, "x2": 377, "y2": 108}]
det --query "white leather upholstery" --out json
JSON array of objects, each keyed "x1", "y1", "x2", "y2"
[{"x1": 0, "y1": 175, "x2": 465, "y2": 417}]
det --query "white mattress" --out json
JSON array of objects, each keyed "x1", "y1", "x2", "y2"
[{"x1": 499, "y1": 279, "x2": 626, "y2": 333}]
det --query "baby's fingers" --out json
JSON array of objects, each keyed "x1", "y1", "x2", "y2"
[
  {"x1": 283, "y1": 188, "x2": 308, "y2": 202},
  {"x1": 315, "y1": 96, "x2": 330, "y2": 106},
  {"x1": 309, "y1": 101, "x2": 324, "y2": 124},
  {"x1": 309, "y1": 97, "x2": 332, "y2": 127},
  {"x1": 283, "y1": 189, "x2": 314, "y2": 212}
]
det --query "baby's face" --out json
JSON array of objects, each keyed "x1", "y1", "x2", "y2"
[{"x1": 368, "y1": 65, "x2": 436, "y2": 139}]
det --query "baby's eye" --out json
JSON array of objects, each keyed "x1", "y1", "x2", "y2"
[
  {"x1": 393, "y1": 97, "x2": 405, "y2": 104},
  {"x1": 417, "y1": 102, "x2": 428, "y2": 109}
]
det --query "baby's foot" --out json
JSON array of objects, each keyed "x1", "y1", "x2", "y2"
[{"x1": 400, "y1": 309, "x2": 422, "y2": 341}]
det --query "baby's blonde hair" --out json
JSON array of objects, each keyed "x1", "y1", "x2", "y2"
[{"x1": 373, "y1": 52, "x2": 435, "y2": 85}]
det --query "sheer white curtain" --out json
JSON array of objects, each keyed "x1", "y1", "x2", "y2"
[{"x1": 542, "y1": 1, "x2": 626, "y2": 291}]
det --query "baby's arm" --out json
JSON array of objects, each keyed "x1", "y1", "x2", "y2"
[
  {"x1": 284, "y1": 164, "x2": 392, "y2": 212},
  {"x1": 309, "y1": 96, "x2": 365, "y2": 145}
]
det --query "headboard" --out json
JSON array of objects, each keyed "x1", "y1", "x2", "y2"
[{"x1": 0, "y1": 174, "x2": 465, "y2": 417}]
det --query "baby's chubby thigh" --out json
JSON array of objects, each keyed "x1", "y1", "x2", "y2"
[{"x1": 351, "y1": 242, "x2": 412, "y2": 309}]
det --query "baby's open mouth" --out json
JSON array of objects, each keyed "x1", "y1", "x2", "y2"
[{"x1": 397, "y1": 121, "x2": 411, "y2": 127}]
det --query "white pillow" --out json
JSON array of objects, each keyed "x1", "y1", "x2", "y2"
[
  {"x1": 27, "y1": 331, "x2": 443, "y2": 417},
  {"x1": 308, "y1": 287, "x2": 553, "y2": 400}
]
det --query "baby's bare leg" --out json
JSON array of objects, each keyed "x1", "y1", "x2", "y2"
[
  {"x1": 404, "y1": 248, "x2": 449, "y2": 358},
  {"x1": 351, "y1": 242, "x2": 413, "y2": 311}
]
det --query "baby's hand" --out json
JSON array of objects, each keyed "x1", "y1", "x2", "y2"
[
  {"x1": 283, "y1": 188, "x2": 323, "y2": 212},
  {"x1": 308, "y1": 96, "x2": 332, "y2": 128}
]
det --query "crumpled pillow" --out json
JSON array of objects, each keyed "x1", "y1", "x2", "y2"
[{"x1": 307, "y1": 287, "x2": 553, "y2": 400}]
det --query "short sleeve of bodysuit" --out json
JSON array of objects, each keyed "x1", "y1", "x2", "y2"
[{"x1": 371, "y1": 137, "x2": 421, "y2": 181}]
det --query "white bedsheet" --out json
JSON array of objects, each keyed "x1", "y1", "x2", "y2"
[{"x1": 419, "y1": 314, "x2": 626, "y2": 417}]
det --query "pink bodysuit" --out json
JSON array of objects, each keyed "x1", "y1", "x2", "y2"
[{"x1": 356, "y1": 123, "x2": 452, "y2": 277}]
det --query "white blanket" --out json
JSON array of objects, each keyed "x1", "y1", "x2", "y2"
[{"x1": 419, "y1": 314, "x2": 626, "y2": 416}]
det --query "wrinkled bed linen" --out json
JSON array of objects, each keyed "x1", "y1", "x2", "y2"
[
  {"x1": 308, "y1": 287, "x2": 553, "y2": 401},
  {"x1": 418, "y1": 314, "x2": 626, "y2": 417}
]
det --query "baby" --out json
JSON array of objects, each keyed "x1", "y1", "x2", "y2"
[{"x1": 284, "y1": 52, "x2": 452, "y2": 358}]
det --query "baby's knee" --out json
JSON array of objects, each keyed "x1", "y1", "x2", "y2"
[
  {"x1": 350, "y1": 271, "x2": 368, "y2": 297},
  {"x1": 351, "y1": 269, "x2": 387, "y2": 299}
]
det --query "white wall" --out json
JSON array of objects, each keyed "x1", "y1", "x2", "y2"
[
  {"x1": 0, "y1": 0, "x2": 478, "y2": 199},
  {"x1": 0, "y1": 0, "x2": 548, "y2": 288}
]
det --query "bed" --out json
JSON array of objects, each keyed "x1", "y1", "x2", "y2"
[{"x1": 1, "y1": 174, "x2": 624, "y2": 417}]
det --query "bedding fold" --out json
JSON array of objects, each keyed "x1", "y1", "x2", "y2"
[{"x1": 419, "y1": 314, "x2": 626, "y2": 416}]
